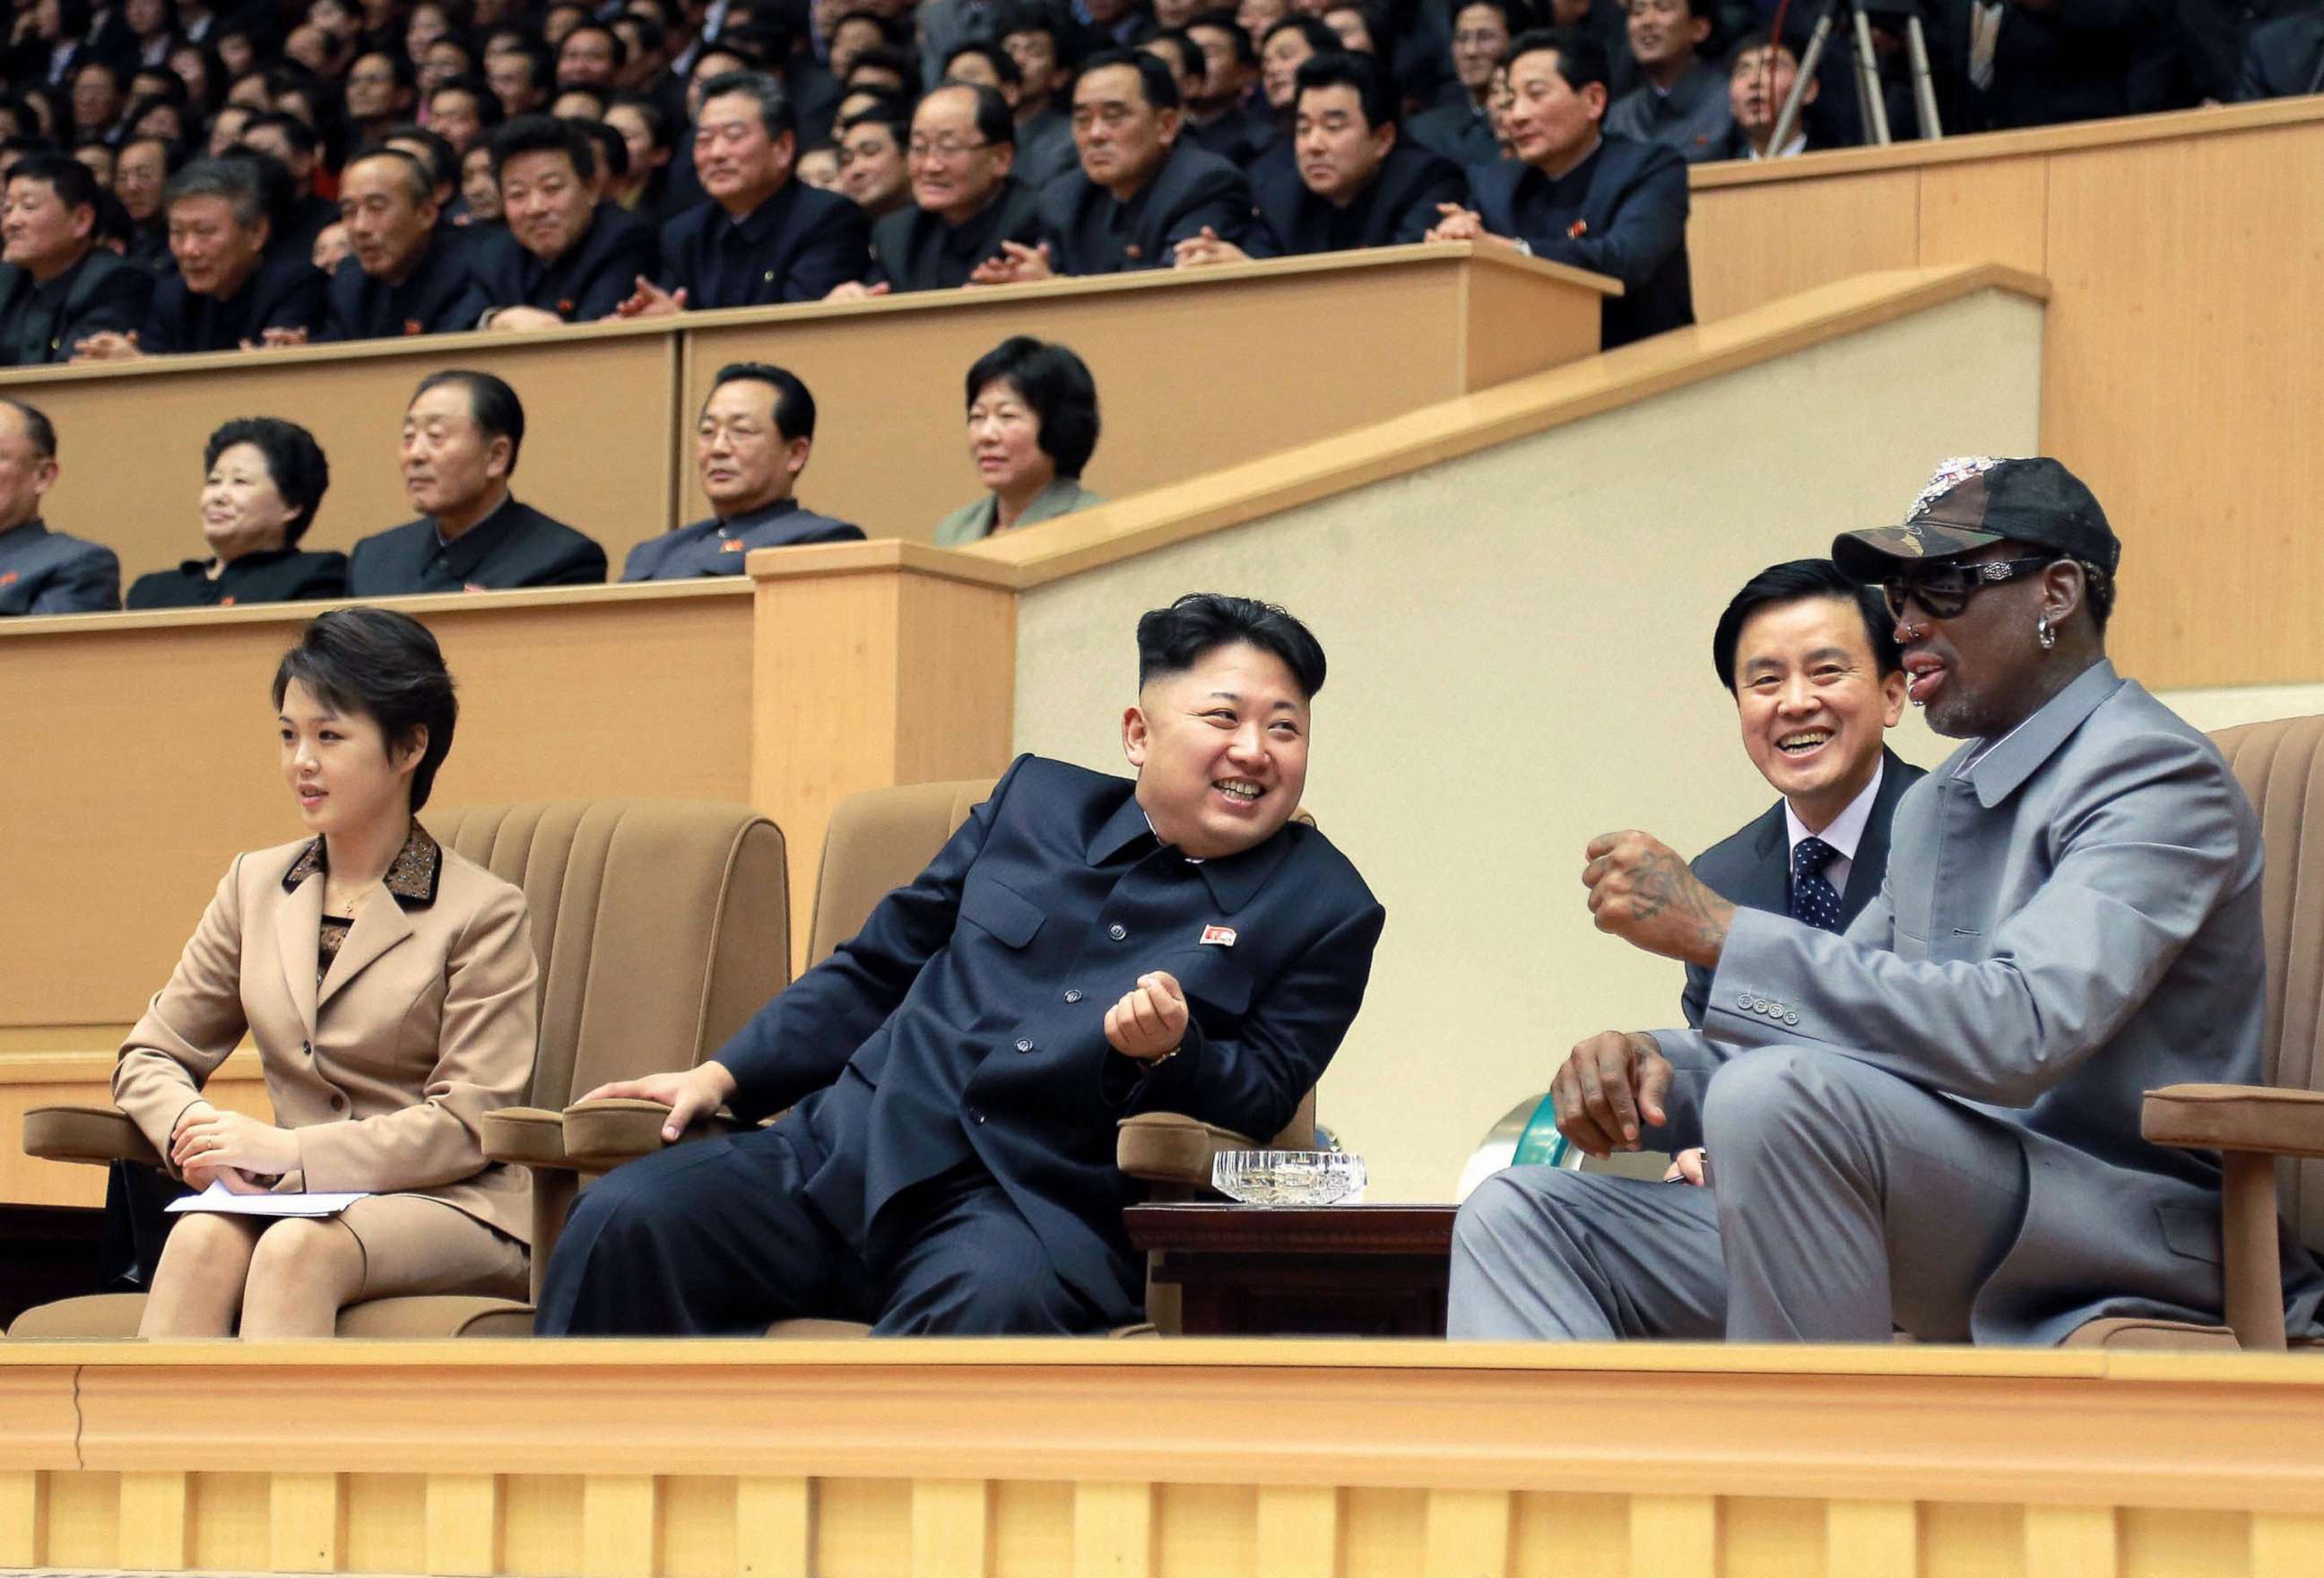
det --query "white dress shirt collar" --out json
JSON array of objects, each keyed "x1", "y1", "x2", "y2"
[{"x1": 1783, "y1": 756, "x2": 1885, "y2": 888}]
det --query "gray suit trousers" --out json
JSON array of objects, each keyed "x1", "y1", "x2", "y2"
[{"x1": 1447, "y1": 1045, "x2": 2033, "y2": 1342}]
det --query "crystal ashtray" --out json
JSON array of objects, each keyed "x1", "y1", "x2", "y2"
[{"x1": 1210, "y1": 1149, "x2": 1366, "y2": 1205}]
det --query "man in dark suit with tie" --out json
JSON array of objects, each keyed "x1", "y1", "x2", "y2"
[
  {"x1": 348, "y1": 369, "x2": 608, "y2": 594},
  {"x1": 619, "y1": 69, "x2": 872, "y2": 316},
  {"x1": 1426, "y1": 27, "x2": 1693, "y2": 349},
  {"x1": 1680, "y1": 559, "x2": 1924, "y2": 1027},
  {"x1": 0, "y1": 155, "x2": 153, "y2": 366},
  {"x1": 536, "y1": 593, "x2": 1388, "y2": 1335}
]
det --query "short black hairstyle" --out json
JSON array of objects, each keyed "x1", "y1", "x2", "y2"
[
  {"x1": 244, "y1": 108, "x2": 322, "y2": 159},
  {"x1": 837, "y1": 104, "x2": 906, "y2": 152},
  {"x1": 707, "y1": 360, "x2": 815, "y2": 441},
  {"x1": 380, "y1": 122, "x2": 459, "y2": 189},
  {"x1": 559, "y1": 20, "x2": 629, "y2": 66},
  {"x1": 696, "y1": 69, "x2": 795, "y2": 139},
  {"x1": 1294, "y1": 50, "x2": 1395, "y2": 127},
  {"x1": 925, "y1": 79, "x2": 1014, "y2": 146},
  {"x1": 429, "y1": 74, "x2": 507, "y2": 127},
  {"x1": 943, "y1": 39, "x2": 1022, "y2": 87},
  {"x1": 965, "y1": 335, "x2": 1100, "y2": 479},
  {"x1": 1137, "y1": 593, "x2": 1327, "y2": 700},
  {"x1": 1, "y1": 397, "x2": 57, "y2": 459},
  {"x1": 829, "y1": 6, "x2": 905, "y2": 43},
  {"x1": 1187, "y1": 10, "x2": 1258, "y2": 67},
  {"x1": 1264, "y1": 16, "x2": 1342, "y2": 55},
  {"x1": 995, "y1": 2, "x2": 1069, "y2": 56},
  {"x1": 1507, "y1": 25, "x2": 1609, "y2": 92},
  {"x1": 5, "y1": 151, "x2": 103, "y2": 213},
  {"x1": 412, "y1": 368, "x2": 525, "y2": 475},
  {"x1": 1140, "y1": 29, "x2": 1201, "y2": 84},
  {"x1": 273, "y1": 607, "x2": 460, "y2": 813},
  {"x1": 1451, "y1": 0, "x2": 1537, "y2": 33},
  {"x1": 576, "y1": 116, "x2": 629, "y2": 178},
  {"x1": 845, "y1": 44, "x2": 922, "y2": 95},
  {"x1": 604, "y1": 91, "x2": 673, "y2": 150},
  {"x1": 204, "y1": 415, "x2": 331, "y2": 545},
  {"x1": 490, "y1": 110, "x2": 596, "y2": 177},
  {"x1": 1710, "y1": 558, "x2": 1903, "y2": 689},
  {"x1": 1076, "y1": 47, "x2": 1181, "y2": 111},
  {"x1": 1725, "y1": 27, "x2": 1799, "y2": 69},
  {"x1": 499, "y1": 37, "x2": 555, "y2": 91},
  {"x1": 351, "y1": 47, "x2": 421, "y2": 93}
]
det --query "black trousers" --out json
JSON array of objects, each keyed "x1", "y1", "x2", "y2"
[{"x1": 533, "y1": 1113, "x2": 1114, "y2": 1336}]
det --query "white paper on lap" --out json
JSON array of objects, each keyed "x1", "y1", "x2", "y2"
[{"x1": 163, "y1": 1181, "x2": 371, "y2": 1218}]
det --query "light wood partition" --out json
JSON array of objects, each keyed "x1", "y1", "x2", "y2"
[
  {"x1": 746, "y1": 540, "x2": 1019, "y2": 957},
  {"x1": 0, "y1": 245, "x2": 1609, "y2": 592},
  {"x1": 681, "y1": 245, "x2": 1614, "y2": 536},
  {"x1": 2, "y1": 1339, "x2": 2320, "y2": 1576},
  {"x1": 0, "y1": 580, "x2": 753, "y2": 1051},
  {"x1": 1686, "y1": 98, "x2": 2324, "y2": 689},
  {"x1": 0, "y1": 316, "x2": 684, "y2": 592}
]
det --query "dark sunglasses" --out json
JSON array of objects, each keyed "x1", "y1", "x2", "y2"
[{"x1": 1879, "y1": 555, "x2": 2057, "y2": 622}]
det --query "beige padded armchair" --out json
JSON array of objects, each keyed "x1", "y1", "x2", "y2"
[
  {"x1": 2072, "y1": 715, "x2": 2324, "y2": 1351},
  {"x1": 10, "y1": 799, "x2": 787, "y2": 1339}
]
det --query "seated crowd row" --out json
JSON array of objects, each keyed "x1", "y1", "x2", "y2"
[
  {"x1": 1, "y1": 33, "x2": 1695, "y2": 372},
  {"x1": 0, "y1": 334, "x2": 1103, "y2": 613}
]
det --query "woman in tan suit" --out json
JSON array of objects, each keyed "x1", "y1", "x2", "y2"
[{"x1": 117, "y1": 606, "x2": 538, "y2": 1337}]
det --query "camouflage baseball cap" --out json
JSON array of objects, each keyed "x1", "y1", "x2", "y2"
[{"x1": 1833, "y1": 456, "x2": 2121, "y2": 582}]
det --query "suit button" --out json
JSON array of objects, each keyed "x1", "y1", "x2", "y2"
[
  {"x1": 1063, "y1": 990, "x2": 1082, "y2": 1003},
  {"x1": 1014, "y1": 1038, "x2": 1034, "y2": 1053},
  {"x1": 1108, "y1": 923, "x2": 1127, "y2": 941},
  {"x1": 967, "y1": 1106, "x2": 986, "y2": 1124},
  {"x1": 1735, "y1": 993, "x2": 1752, "y2": 1010},
  {"x1": 1785, "y1": 1011, "x2": 1800, "y2": 1027}
]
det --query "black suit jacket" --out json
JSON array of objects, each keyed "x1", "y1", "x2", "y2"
[
  {"x1": 0, "y1": 248, "x2": 154, "y2": 365},
  {"x1": 137, "y1": 256, "x2": 327, "y2": 355},
  {"x1": 1404, "y1": 102, "x2": 1501, "y2": 168},
  {"x1": 2237, "y1": 9, "x2": 2324, "y2": 95},
  {"x1": 656, "y1": 181, "x2": 872, "y2": 308},
  {"x1": 1679, "y1": 748, "x2": 1926, "y2": 1027},
  {"x1": 867, "y1": 180, "x2": 1048, "y2": 293},
  {"x1": 1935, "y1": 0, "x2": 2155, "y2": 130},
  {"x1": 346, "y1": 498, "x2": 608, "y2": 595},
  {"x1": 0, "y1": 517, "x2": 119, "y2": 614},
  {"x1": 125, "y1": 547, "x2": 348, "y2": 609},
  {"x1": 1467, "y1": 134, "x2": 1694, "y2": 350},
  {"x1": 1246, "y1": 143, "x2": 1466, "y2": 257},
  {"x1": 475, "y1": 204, "x2": 658, "y2": 322},
  {"x1": 1038, "y1": 142, "x2": 1254, "y2": 275},
  {"x1": 715, "y1": 754, "x2": 1387, "y2": 1317},
  {"x1": 317, "y1": 236, "x2": 488, "y2": 342}
]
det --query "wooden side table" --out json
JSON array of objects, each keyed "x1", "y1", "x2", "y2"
[{"x1": 1123, "y1": 1202, "x2": 1459, "y2": 1337}]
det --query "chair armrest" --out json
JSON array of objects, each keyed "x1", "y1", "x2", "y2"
[
  {"x1": 2143, "y1": 1084, "x2": 2324, "y2": 1159},
  {"x1": 23, "y1": 1105, "x2": 160, "y2": 1167},
  {"x1": 481, "y1": 1106, "x2": 577, "y2": 1170},
  {"x1": 559, "y1": 1098, "x2": 752, "y2": 1170},
  {"x1": 1117, "y1": 1111, "x2": 1260, "y2": 1186}
]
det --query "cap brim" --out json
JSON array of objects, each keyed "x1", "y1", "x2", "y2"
[{"x1": 1832, "y1": 521, "x2": 2006, "y2": 581}]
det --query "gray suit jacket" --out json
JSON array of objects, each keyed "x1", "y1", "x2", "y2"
[{"x1": 1652, "y1": 659, "x2": 2324, "y2": 1343}]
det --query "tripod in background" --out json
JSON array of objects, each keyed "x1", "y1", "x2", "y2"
[{"x1": 1767, "y1": 0, "x2": 1944, "y2": 148}]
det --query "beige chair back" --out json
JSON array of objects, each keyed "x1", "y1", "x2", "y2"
[
  {"x1": 803, "y1": 779, "x2": 1316, "y2": 1150},
  {"x1": 430, "y1": 800, "x2": 789, "y2": 1107},
  {"x1": 2209, "y1": 716, "x2": 2324, "y2": 1257}
]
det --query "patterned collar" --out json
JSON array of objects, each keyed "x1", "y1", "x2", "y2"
[{"x1": 282, "y1": 822, "x2": 442, "y2": 908}]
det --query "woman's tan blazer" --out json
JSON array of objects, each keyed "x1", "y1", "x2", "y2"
[{"x1": 113, "y1": 828, "x2": 538, "y2": 1246}]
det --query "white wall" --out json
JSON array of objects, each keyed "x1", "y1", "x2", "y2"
[{"x1": 1012, "y1": 290, "x2": 2044, "y2": 1201}]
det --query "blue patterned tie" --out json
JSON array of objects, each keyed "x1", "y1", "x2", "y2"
[{"x1": 1790, "y1": 837, "x2": 1843, "y2": 932}]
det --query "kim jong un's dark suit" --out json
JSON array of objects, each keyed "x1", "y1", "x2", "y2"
[{"x1": 537, "y1": 753, "x2": 1387, "y2": 1336}]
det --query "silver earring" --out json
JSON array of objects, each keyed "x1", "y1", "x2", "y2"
[{"x1": 2037, "y1": 615, "x2": 2055, "y2": 651}]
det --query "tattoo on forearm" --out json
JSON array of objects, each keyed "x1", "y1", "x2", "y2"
[{"x1": 1630, "y1": 850, "x2": 1731, "y2": 960}]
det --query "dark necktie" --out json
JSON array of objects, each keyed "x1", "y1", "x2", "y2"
[{"x1": 1790, "y1": 837, "x2": 1843, "y2": 932}]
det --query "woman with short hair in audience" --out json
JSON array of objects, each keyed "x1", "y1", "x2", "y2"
[
  {"x1": 126, "y1": 417, "x2": 348, "y2": 608},
  {"x1": 117, "y1": 607, "x2": 537, "y2": 1338},
  {"x1": 933, "y1": 335, "x2": 1106, "y2": 546}
]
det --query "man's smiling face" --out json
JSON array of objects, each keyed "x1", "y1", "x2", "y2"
[
  {"x1": 1124, "y1": 640, "x2": 1312, "y2": 859},
  {"x1": 1732, "y1": 594, "x2": 1903, "y2": 828}
]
